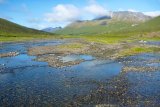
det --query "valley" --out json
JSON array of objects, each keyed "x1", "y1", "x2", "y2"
[{"x1": 0, "y1": 11, "x2": 160, "y2": 106}]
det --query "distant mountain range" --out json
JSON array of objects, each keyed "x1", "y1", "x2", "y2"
[
  {"x1": 0, "y1": 11, "x2": 159, "y2": 37},
  {"x1": 42, "y1": 27, "x2": 62, "y2": 33},
  {"x1": 67, "y1": 11, "x2": 152, "y2": 28},
  {"x1": 54, "y1": 11, "x2": 154, "y2": 35},
  {"x1": 111, "y1": 11, "x2": 151, "y2": 22}
]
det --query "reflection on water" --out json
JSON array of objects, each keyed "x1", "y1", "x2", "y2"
[
  {"x1": 147, "y1": 41, "x2": 160, "y2": 46},
  {"x1": 0, "y1": 41, "x2": 160, "y2": 106},
  {"x1": 0, "y1": 41, "x2": 122, "y2": 106},
  {"x1": 61, "y1": 54, "x2": 94, "y2": 62}
]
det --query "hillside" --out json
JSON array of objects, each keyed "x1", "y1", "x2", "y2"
[
  {"x1": 0, "y1": 18, "x2": 49, "y2": 35},
  {"x1": 0, "y1": 18, "x2": 57, "y2": 41},
  {"x1": 55, "y1": 11, "x2": 152, "y2": 35},
  {"x1": 133, "y1": 16, "x2": 160, "y2": 32}
]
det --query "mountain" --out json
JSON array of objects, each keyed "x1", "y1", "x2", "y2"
[
  {"x1": 0, "y1": 18, "x2": 50, "y2": 37},
  {"x1": 129, "y1": 16, "x2": 160, "y2": 32},
  {"x1": 42, "y1": 27, "x2": 62, "y2": 33},
  {"x1": 55, "y1": 11, "x2": 152, "y2": 35},
  {"x1": 0, "y1": 18, "x2": 58, "y2": 42},
  {"x1": 93, "y1": 15, "x2": 111, "y2": 20},
  {"x1": 111, "y1": 11, "x2": 151, "y2": 22}
]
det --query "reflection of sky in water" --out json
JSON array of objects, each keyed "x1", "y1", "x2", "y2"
[
  {"x1": 0, "y1": 41, "x2": 123, "y2": 106},
  {"x1": 0, "y1": 40, "x2": 63, "y2": 54},
  {"x1": 127, "y1": 71, "x2": 160, "y2": 97},
  {"x1": 0, "y1": 54, "x2": 47, "y2": 68},
  {"x1": 121, "y1": 53, "x2": 160, "y2": 67},
  {"x1": 146, "y1": 41, "x2": 160, "y2": 46},
  {"x1": 67, "y1": 60, "x2": 122, "y2": 80},
  {"x1": 124, "y1": 53, "x2": 160, "y2": 102},
  {"x1": 61, "y1": 54, "x2": 94, "y2": 62},
  {"x1": 0, "y1": 41, "x2": 160, "y2": 106}
]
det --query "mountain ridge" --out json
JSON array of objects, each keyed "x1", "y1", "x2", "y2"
[
  {"x1": 42, "y1": 27, "x2": 62, "y2": 33},
  {"x1": 55, "y1": 12, "x2": 159, "y2": 35}
]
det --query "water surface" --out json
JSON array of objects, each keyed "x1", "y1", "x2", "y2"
[{"x1": 0, "y1": 41, "x2": 160, "y2": 106}]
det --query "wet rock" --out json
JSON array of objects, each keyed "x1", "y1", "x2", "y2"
[
  {"x1": 122, "y1": 66, "x2": 159, "y2": 72},
  {"x1": 36, "y1": 54, "x2": 84, "y2": 68},
  {"x1": 95, "y1": 104, "x2": 116, "y2": 107},
  {"x1": 0, "y1": 51, "x2": 19, "y2": 58}
]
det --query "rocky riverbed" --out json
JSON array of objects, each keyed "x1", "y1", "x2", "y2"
[
  {"x1": 0, "y1": 39, "x2": 160, "y2": 106},
  {"x1": 0, "y1": 51, "x2": 19, "y2": 58}
]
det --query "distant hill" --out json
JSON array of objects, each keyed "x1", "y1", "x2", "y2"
[
  {"x1": 55, "y1": 11, "x2": 152, "y2": 35},
  {"x1": 0, "y1": 18, "x2": 51, "y2": 37},
  {"x1": 42, "y1": 27, "x2": 62, "y2": 33}
]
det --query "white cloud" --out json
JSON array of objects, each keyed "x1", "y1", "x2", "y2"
[
  {"x1": 143, "y1": 11, "x2": 160, "y2": 17},
  {"x1": 84, "y1": 3, "x2": 108, "y2": 16},
  {"x1": 42, "y1": 0, "x2": 109, "y2": 28},
  {"x1": 44, "y1": 4, "x2": 80, "y2": 22},
  {"x1": 127, "y1": 9, "x2": 138, "y2": 12},
  {"x1": 118, "y1": 8, "x2": 124, "y2": 11},
  {"x1": 118, "y1": 8, "x2": 138, "y2": 12},
  {"x1": 84, "y1": 4, "x2": 107, "y2": 16},
  {"x1": 44, "y1": 0, "x2": 109, "y2": 24}
]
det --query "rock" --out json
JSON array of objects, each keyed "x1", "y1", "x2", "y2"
[{"x1": 0, "y1": 51, "x2": 19, "y2": 58}]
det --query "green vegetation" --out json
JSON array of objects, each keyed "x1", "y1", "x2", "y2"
[
  {"x1": 0, "y1": 18, "x2": 57, "y2": 42},
  {"x1": 1, "y1": 16, "x2": 160, "y2": 45},
  {"x1": 57, "y1": 43, "x2": 85, "y2": 49},
  {"x1": 57, "y1": 16, "x2": 160, "y2": 44},
  {"x1": 55, "y1": 21, "x2": 133, "y2": 35},
  {"x1": 118, "y1": 46, "x2": 160, "y2": 57}
]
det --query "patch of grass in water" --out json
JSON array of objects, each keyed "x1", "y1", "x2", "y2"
[
  {"x1": 0, "y1": 35, "x2": 60, "y2": 42},
  {"x1": 57, "y1": 43, "x2": 85, "y2": 49},
  {"x1": 83, "y1": 35, "x2": 131, "y2": 44},
  {"x1": 118, "y1": 46, "x2": 160, "y2": 57}
]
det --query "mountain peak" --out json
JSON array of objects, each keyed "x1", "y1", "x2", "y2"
[{"x1": 111, "y1": 11, "x2": 152, "y2": 22}]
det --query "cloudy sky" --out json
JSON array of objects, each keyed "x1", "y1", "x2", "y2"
[{"x1": 0, "y1": 0, "x2": 160, "y2": 29}]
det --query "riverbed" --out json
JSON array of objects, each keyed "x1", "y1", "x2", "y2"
[{"x1": 0, "y1": 40, "x2": 160, "y2": 106}]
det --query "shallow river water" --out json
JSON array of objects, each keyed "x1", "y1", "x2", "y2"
[{"x1": 0, "y1": 41, "x2": 160, "y2": 106}]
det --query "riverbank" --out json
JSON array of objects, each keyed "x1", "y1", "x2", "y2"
[{"x1": 27, "y1": 39, "x2": 160, "y2": 68}]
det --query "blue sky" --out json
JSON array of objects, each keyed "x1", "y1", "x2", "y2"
[{"x1": 0, "y1": 0, "x2": 160, "y2": 29}]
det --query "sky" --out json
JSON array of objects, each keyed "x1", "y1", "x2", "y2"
[{"x1": 0, "y1": 0, "x2": 160, "y2": 29}]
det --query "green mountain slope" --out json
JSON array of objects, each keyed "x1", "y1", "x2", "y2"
[
  {"x1": 0, "y1": 18, "x2": 49, "y2": 36},
  {"x1": 133, "y1": 16, "x2": 160, "y2": 32},
  {"x1": 58, "y1": 16, "x2": 160, "y2": 44},
  {"x1": 55, "y1": 11, "x2": 152, "y2": 35},
  {"x1": 55, "y1": 21, "x2": 133, "y2": 35},
  {"x1": 0, "y1": 18, "x2": 56, "y2": 42}
]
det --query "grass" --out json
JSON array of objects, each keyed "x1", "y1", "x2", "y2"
[
  {"x1": 1, "y1": 16, "x2": 160, "y2": 44},
  {"x1": 57, "y1": 43, "x2": 85, "y2": 49},
  {"x1": 55, "y1": 21, "x2": 132, "y2": 35},
  {"x1": 0, "y1": 34, "x2": 60, "y2": 42},
  {"x1": 118, "y1": 46, "x2": 160, "y2": 57},
  {"x1": 0, "y1": 18, "x2": 58, "y2": 42},
  {"x1": 83, "y1": 35, "x2": 131, "y2": 44},
  {"x1": 55, "y1": 16, "x2": 160, "y2": 45}
]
